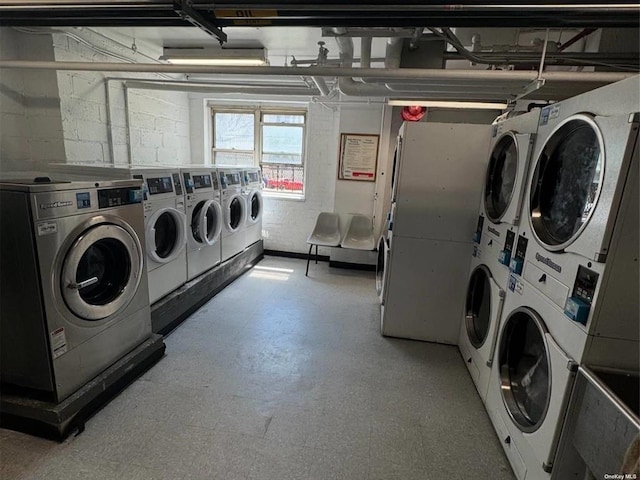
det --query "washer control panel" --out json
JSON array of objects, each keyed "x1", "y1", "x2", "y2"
[
  {"x1": 509, "y1": 235, "x2": 527, "y2": 276},
  {"x1": 499, "y1": 229, "x2": 516, "y2": 266},
  {"x1": 564, "y1": 266, "x2": 599, "y2": 325}
]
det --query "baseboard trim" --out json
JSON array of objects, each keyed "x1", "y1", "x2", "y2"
[
  {"x1": 264, "y1": 249, "x2": 330, "y2": 262},
  {"x1": 329, "y1": 260, "x2": 376, "y2": 272}
]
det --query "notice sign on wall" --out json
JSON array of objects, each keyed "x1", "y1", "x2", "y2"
[{"x1": 338, "y1": 133, "x2": 379, "y2": 182}]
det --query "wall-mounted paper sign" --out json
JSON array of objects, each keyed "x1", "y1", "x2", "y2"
[{"x1": 338, "y1": 133, "x2": 379, "y2": 182}]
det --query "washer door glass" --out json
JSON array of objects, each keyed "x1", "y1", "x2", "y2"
[
  {"x1": 192, "y1": 200, "x2": 221, "y2": 245},
  {"x1": 530, "y1": 117, "x2": 603, "y2": 248},
  {"x1": 229, "y1": 197, "x2": 243, "y2": 230},
  {"x1": 465, "y1": 265, "x2": 492, "y2": 348},
  {"x1": 498, "y1": 308, "x2": 550, "y2": 433},
  {"x1": 250, "y1": 192, "x2": 261, "y2": 221},
  {"x1": 61, "y1": 223, "x2": 142, "y2": 321},
  {"x1": 485, "y1": 134, "x2": 518, "y2": 222},
  {"x1": 154, "y1": 211, "x2": 178, "y2": 258}
]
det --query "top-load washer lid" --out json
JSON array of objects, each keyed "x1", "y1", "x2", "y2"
[
  {"x1": 191, "y1": 199, "x2": 222, "y2": 245},
  {"x1": 248, "y1": 191, "x2": 262, "y2": 222},
  {"x1": 61, "y1": 221, "x2": 143, "y2": 321},
  {"x1": 465, "y1": 265, "x2": 493, "y2": 348},
  {"x1": 147, "y1": 207, "x2": 186, "y2": 263},
  {"x1": 529, "y1": 114, "x2": 604, "y2": 251},
  {"x1": 484, "y1": 133, "x2": 518, "y2": 223},
  {"x1": 498, "y1": 307, "x2": 551, "y2": 433}
]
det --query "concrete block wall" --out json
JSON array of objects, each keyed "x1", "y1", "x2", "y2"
[
  {"x1": 0, "y1": 28, "x2": 66, "y2": 173},
  {"x1": 51, "y1": 28, "x2": 191, "y2": 166}
]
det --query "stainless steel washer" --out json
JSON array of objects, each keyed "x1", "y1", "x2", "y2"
[{"x1": 0, "y1": 178, "x2": 151, "y2": 402}]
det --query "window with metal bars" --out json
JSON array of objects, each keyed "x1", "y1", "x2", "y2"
[{"x1": 211, "y1": 107, "x2": 307, "y2": 197}]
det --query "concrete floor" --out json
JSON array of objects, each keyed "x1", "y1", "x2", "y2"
[{"x1": 1, "y1": 256, "x2": 514, "y2": 480}]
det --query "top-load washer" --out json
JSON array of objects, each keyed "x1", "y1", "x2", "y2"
[
  {"x1": 181, "y1": 168, "x2": 223, "y2": 280},
  {"x1": 218, "y1": 167, "x2": 246, "y2": 261},
  {"x1": 0, "y1": 179, "x2": 151, "y2": 402},
  {"x1": 513, "y1": 76, "x2": 639, "y2": 368},
  {"x1": 473, "y1": 109, "x2": 539, "y2": 280},
  {"x1": 46, "y1": 164, "x2": 188, "y2": 304},
  {"x1": 242, "y1": 166, "x2": 264, "y2": 249}
]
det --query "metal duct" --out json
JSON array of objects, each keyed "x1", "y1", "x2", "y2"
[
  {"x1": 384, "y1": 37, "x2": 403, "y2": 69},
  {"x1": 361, "y1": 36, "x2": 372, "y2": 68},
  {"x1": 311, "y1": 76, "x2": 330, "y2": 96}
]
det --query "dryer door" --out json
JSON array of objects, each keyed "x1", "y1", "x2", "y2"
[
  {"x1": 485, "y1": 132, "x2": 518, "y2": 223},
  {"x1": 147, "y1": 207, "x2": 186, "y2": 263},
  {"x1": 529, "y1": 114, "x2": 604, "y2": 251},
  {"x1": 465, "y1": 264, "x2": 504, "y2": 351},
  {"x1": 61, "y1": 222, "x2": 143, "y2": 321},
  {"x1": 498, "y1": 307, "x2": 552, "y2": 433},
  {"x1": 227, "y1": 195, "x2": 245, "y2": 232},
  {"x1": 375, "y1": 235, "x2": 386, "y2": 298},
  {"x1": 191, "y1": 199, "x2": 222, "y2": 246},
  {"x1": 248, "y1": 190, "x2": 262, "y2": 223}
]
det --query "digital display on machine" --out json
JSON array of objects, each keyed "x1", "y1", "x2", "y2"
[
  {"x1": 211, "y1": 172, "x2": 220, "y2": 190},
  {"x1": 172, "y1": 173, "x2": 183, "y2": 195},
  {"x1": 248, "y1": 171, "x2": 261, "y2": 183},
  {"x1": 193, "y1": 174, "x2": 212, "y2": 189},
  {"x1": 98, "y1": 187, "x2": 143, "y2": 208},
  {"x1": 147, "y1": 176, "x2": 173, "y2": 195},
  {"x1": 76, "y1": 192, "x2": 91, "y2": 209},
  {"x1": 226, "y1": 173, "x2": 241, "y2": 185}
]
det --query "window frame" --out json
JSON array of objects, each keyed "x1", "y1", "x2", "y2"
[{"x1": 210, "y1": 106, "x2": 308, "y2": 199}]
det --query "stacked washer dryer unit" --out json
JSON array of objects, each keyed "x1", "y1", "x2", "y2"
[
  {"x1": 218, "y1": 167, "x2": 246, "y2": 261},
  {"x1": 485, "y1": 76, "x2": 640, "y2": 480},
  {"x1": 459, "y1": 109, "x2": 540, "y2": 403},
  {"x1": 242, "y1": 166, "x2": 264, "y2": 249},
  {"x1": 46, "y1": 164, "x2": 189, "y2": 304},
  {"x1": 379, "y1": 121, "x2": 491, "y2": 343},
  {"x1": 181, "y1": 167, "x2": 223, "y2": 280},
  {"x1": 0, "y1": 179, "x2": 151, "y2": 402}
]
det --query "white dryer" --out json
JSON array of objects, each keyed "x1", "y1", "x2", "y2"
[
  {"x1": 242, "y1": 167, "x2": 264, "y2": 248},
  {"x1": 181, "y1": 168, "x2": 223, "y2": 280},
  {"x1": 513, "y1": 76, "x2": 639, "y2": 368},
  {"x1": 218, "y1": 167, "x2": 246, "y2": 261},
  {"x1": 457, "y1": 253, "x2": 505, "y2": 403},
  {"x1": 485, "y1": 281, "x2": 578, "y2": 480},
  {"x1": 474, "y1": 109, "x2": 540, "y2": 279},
  {"x1": 0, "y1": 179, "x2": 151, "y2": 402}
]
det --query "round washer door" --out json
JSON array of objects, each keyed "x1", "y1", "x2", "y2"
[
  {"x1": 529, "y1": 114, "x2": 604, "y2": 250},
  {"x1": 226, "y1": 195, "x2": 245, "y2": 232},
  {"x1": 498, "y1": 307, "x2": 551, "y2": 433},
  {"x1": 146, "y1": 207, "x2": 186, "y2": 263},
  {"x1": 484, "y1": 132, "x2": 518, "y2": 223},
  {"x1": 375, "y1": 235, "x2": 386, "y2": 297},
  {"x1": 61, "y1": 223, "x2": 143, "y2": 321},
  {"x1": 248, "y1": 190, "x2": 262, "y2": 223},
  {"x1": 191, "y1": 199, "x2": 222, "y2": 246},
  {"x1": 464, "y1": 265, "x2": 493, "y2": 348}
]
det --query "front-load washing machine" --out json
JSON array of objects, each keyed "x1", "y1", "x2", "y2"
[
  {"x1": 181, "y1": 168, "x2": 223, "y2": 280},
  {"x1": 457, "y1": 253, "x2": 505, "y2": 403},
  {"x1": 485, "y1": 280, "x2": 579, "y2": 480},
  {"x1": 0, "y1": 179, "x2": 151, "y2": 402},
  {"x1": 242, "y1": 167, "x2": 264, "y2": 249},
  {"x1": 45, "y1": 164, "x2": 189, "y2": 304},
  {"x1": 218, "y1": 167, "x2": 246, "y2": 261},
  {"x1": 514, "y1": 77, "x2": 639, "y2": 367}
]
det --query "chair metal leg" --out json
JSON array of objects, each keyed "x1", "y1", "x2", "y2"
[
  {"x1": 315, "y1": 244, "x2": 318, "y2": 264},
  {"x1": 305, "y1": 244, "x2": 313, "y2": 276}
]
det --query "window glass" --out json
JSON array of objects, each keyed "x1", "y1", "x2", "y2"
[
  {"x1": 263, "y1": 114, "x2": 304, "y2": 124},
  {"x1": 214, "y1": 113, "x2": 254, "y2": 150}
]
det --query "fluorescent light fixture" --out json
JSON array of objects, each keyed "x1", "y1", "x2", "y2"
[
  {"x1": 388, "y1": 100, "x2": 509, "y2": 109},
  {"x1": 160, "y1": 47, "x2": 268, "y2": 66}
]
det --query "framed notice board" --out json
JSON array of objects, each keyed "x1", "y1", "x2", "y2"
[{"x1": 338, "y1": 133, "x2": 379, "y2": 181}]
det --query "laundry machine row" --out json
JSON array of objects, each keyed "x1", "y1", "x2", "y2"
[{"x1": 461, "y1": 76, "x2": 640, "y2": 480}]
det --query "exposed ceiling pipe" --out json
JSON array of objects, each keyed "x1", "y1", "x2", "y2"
[
  {"x1": 409, "y1": 28, "x2": 424, "y2": 50},
  {"x1": 361, "y1": 36, "x2": 372, "y2": 68},
  {"x1": 311, "y1": 76, "x2": 330, "y2": 96},
  {"x1": 125, "y1": 80, "x2": 320, "y2": 95},
  {"x1": 1, "y1": 60, "x2": 632, "y2": 84}
]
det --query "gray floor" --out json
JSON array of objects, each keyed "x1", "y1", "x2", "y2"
[{"x1": 1, "y1": 256, "x2": 514, "y2": 480}]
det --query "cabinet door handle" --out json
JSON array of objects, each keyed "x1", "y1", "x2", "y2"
[{"x1": 68, "y1": 277, "x2": 98, "y2": 290}]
